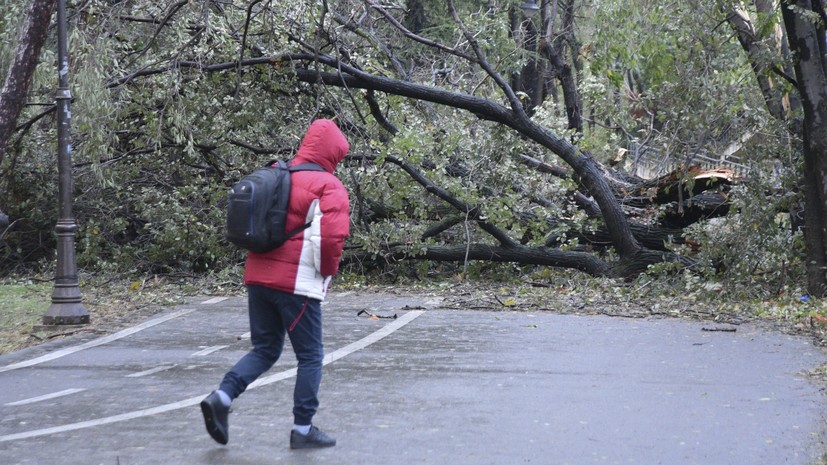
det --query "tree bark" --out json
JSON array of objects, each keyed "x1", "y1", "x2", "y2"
[
  {"x1": 510, "y1": 1, "x2": 582, "y2": 130},
  {"x1": 782, "y1": 0, "x2": 827, "y2": 297},
  {"x1": 0, "y1": 0, "x2": 57, "y2": 165},
  {"x1": 343, "y1": 243, "x2": 612, "y2": 277},
  {"x1": 726, "y1": 2, "x2": 791, "y2": 122}
]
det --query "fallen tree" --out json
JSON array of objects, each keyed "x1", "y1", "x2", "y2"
[
  {"x1": 97, "y1": 2, "x2": 745, "y2": 278},
  {"x1": 4, "y1": 0, "x2": 790, "y2": 283}
]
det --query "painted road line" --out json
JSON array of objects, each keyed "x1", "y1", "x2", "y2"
[
  {"x1": 126, "y1": 365, "x2": 177, "y2": 378},
  {"x1": 0, "y1": 308, "x2": 197, "y2": 374},
  {"x1": 249, "y1": 310, "x2": 424, "y2": 387},
  {"x1": 0, "y1": 310, "x2": 425, "y2": 443},
  {"x1": 190, "y1": 345, "x2": 228, "y2": 357},
  {"x1": 324, "y1": 310, "x2": 422, "y2": 364},
  {"x1": 239, "y1": 331, "x2": 251, "y2": 340},
  {"x1": 5, "y1": 388, "x2": 86, "y2": 407},
  {"x1": 201, "y1": 297, "x2": 228, "y2": 305}
]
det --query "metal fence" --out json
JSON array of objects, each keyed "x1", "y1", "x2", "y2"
[{"x1": 627, "y1": 144, "x2": 752, "y2": 180}]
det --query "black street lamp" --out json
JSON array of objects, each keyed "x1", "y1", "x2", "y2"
[{"x1": 42, "y1": 0, "x2": 89, "y2": 326}]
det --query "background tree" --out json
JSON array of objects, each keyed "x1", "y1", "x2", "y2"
[
  {"x1": 0, "y1": 0, "x2": 817, "y2": 299},
  {"x1": 723, "y1": 0, "x2": 825, "y2": 296},
  {"x1": 0, "y1": 0, "x2": 56, "y2": 164},
  {"x1": 780, "y1": 0, "x2": 827, "y2": 296},
  {"x1": 0, "y1": 0, "x2": 57, "y2": 240}
]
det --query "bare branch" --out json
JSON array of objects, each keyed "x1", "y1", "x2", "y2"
[
  {"x1": 422, "y1": 215, "x2": 465, "y2": 239},
  {"x1": 366, "y1": 0, "x2": 475, "y2": 62},
  {"x1": 0, "y1": 218, "x2": 21, "y2": 243},
  {"x1": 364, "y1": 89, "x2": 398, "y2": 135},
  {"x1": 347, "y1": 153, "x2": 519, "y2": 248},
  {"x1": 334, "y1": 7, "x2": 408, "y2": 78},
  {"x1": 235, "y1": 0, "x2": 264, "y2": 96},
  {"x1": 447, "y1": 0, "x2": 526, "y2": 116},
  {"x1": 119, "y1": 15, "x2": 163, "y2": 24},
  {"x1": 124, "y1": 0, "x2": 189, "y2": 63}
]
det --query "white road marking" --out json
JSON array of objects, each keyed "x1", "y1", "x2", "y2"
[
  {"x1": 190, "y1": 345, "x2": 228, "y2": 357},
  {"x1": 0, "y1": 308, "x2": 197, "y2": 374},
  {"x1": 0, "y1": 310, "x2": 425, "y2": 443},
  {"x1": 239, "y1": 331, "x2": 251, "y2": 340},
  {"x1": 201, "y1": 297, "x2": 228, "y2": 305},
  {"x1": 126, "y1": 365, "x2": 177, "y2": 378},
  {"x1": 5, "y1": 388, "x2": 86, "y2": 407}
]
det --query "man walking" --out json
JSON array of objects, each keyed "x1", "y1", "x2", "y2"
[{"x1": 201, "y1": 118, "x2": 351, "y2": 449}]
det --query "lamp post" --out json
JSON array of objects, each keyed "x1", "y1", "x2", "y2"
[{"x1": 42, "y1": 0, "x2": 89, "y2": 326}]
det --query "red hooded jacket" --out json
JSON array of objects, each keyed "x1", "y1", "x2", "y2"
[{"x1": 243, "y1": 119, "x2": 350, "y2": 300}]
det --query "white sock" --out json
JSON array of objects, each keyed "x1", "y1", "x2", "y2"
[
  {"x1": 215, "y1": 390, "x2": 231, "y2": 406},
  {"x1": 293, "y1": 424, "x2": 311, "y2": 435}
]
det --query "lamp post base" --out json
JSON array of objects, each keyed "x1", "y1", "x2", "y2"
[{"x1": 42, "y1": 302, "x2": 90, "y2": 325}]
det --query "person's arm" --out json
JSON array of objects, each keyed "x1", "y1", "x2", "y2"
[{"x1": 318, "y1": 180, "x2": 350, "y2": 277}]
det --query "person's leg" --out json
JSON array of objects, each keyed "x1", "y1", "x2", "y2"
[
  {"x1": 203, "y1": 285, "x2": 287, "y2": 445},
  {"x1": 283, "y1": 295, "x2": 324, "y2": 426},
  {"x1": 282, "y1": 295, "x2": 335, "y2": 449},
  {"x1": 218, "y1": 285, "x2": 286, "y2": 400}
]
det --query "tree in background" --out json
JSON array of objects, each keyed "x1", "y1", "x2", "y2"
[
  {"x1": 0, "y1": 0, "x2": 819, "y2": 299},
  {"x1": 725, "y1": 0, "x2": 826, "y2": 296},
  {"x1": 0, "y1": 0, "x2": 57, "y2": 219},
  {"x1": 780, "y1": 0, "x2": 827, "y2": 297},
  {"x1": 0, "y1": 0, "x2": 56, "y2": 163}
]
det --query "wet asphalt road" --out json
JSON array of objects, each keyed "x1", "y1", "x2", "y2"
[{"x1": 0, "y1": 291, "x2": 825, "y2": 465}]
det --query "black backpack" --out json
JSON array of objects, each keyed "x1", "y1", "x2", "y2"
[{"x1": 226, "y1": 160, "x2": 325, "y2": 253}]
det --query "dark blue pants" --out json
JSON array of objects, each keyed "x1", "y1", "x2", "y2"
[{"x1": 219, "y1": 285, "x2": 324, "y2": 425}]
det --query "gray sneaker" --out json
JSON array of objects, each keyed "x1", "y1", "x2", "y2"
[{"x1": 290, "y1": 426, "x2": 336, "y2": 449}]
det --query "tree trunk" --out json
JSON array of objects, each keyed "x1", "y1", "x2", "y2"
[
  {"x1": 404, "y1": 0, "x2": 428, "y2": 33},
  {"x1": 343, "y1": 242, "x2": 684, "y2": 279},
  {"x1": 0, "y1": 0, "x2": 57, "y2": 165},
  {"x1": 782, "y1": 1, "x2": 827, "y2": 297},
  {"x1": 726, "y1": 2, "x2": 791, "y2": 122},
  {"x1": 389, "y1": 243, "x2": 612, "y2": 276}
]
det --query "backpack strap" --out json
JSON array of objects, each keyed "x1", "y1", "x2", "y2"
[
  {"x1": 281, "y1": 162, "x2": 327, "y2": 239},
  {"x1": 288, "y1": 162, "x2": 326, "y2": 172},
  {"x1": 266, "y1": 160, "x2": 325, "y2": 172},
  {"x1": 266, "y1": 159, "x2": 287, "y2": 169}
]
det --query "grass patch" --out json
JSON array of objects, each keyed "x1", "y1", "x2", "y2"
[
  {"x1": 0, "y1": 272, "x2": 245, "y2": 357},
  {"x1": 0, "y1": 281, "x2": 52, "y2": 354}
]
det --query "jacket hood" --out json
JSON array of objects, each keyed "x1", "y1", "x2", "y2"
[{"x1": 292, "y1": 119, "x2": 350, "y2": 172}]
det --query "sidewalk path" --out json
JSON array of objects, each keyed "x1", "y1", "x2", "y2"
[{"x1": 0, "y1": 291, "x2": 824, "y2": 465}]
